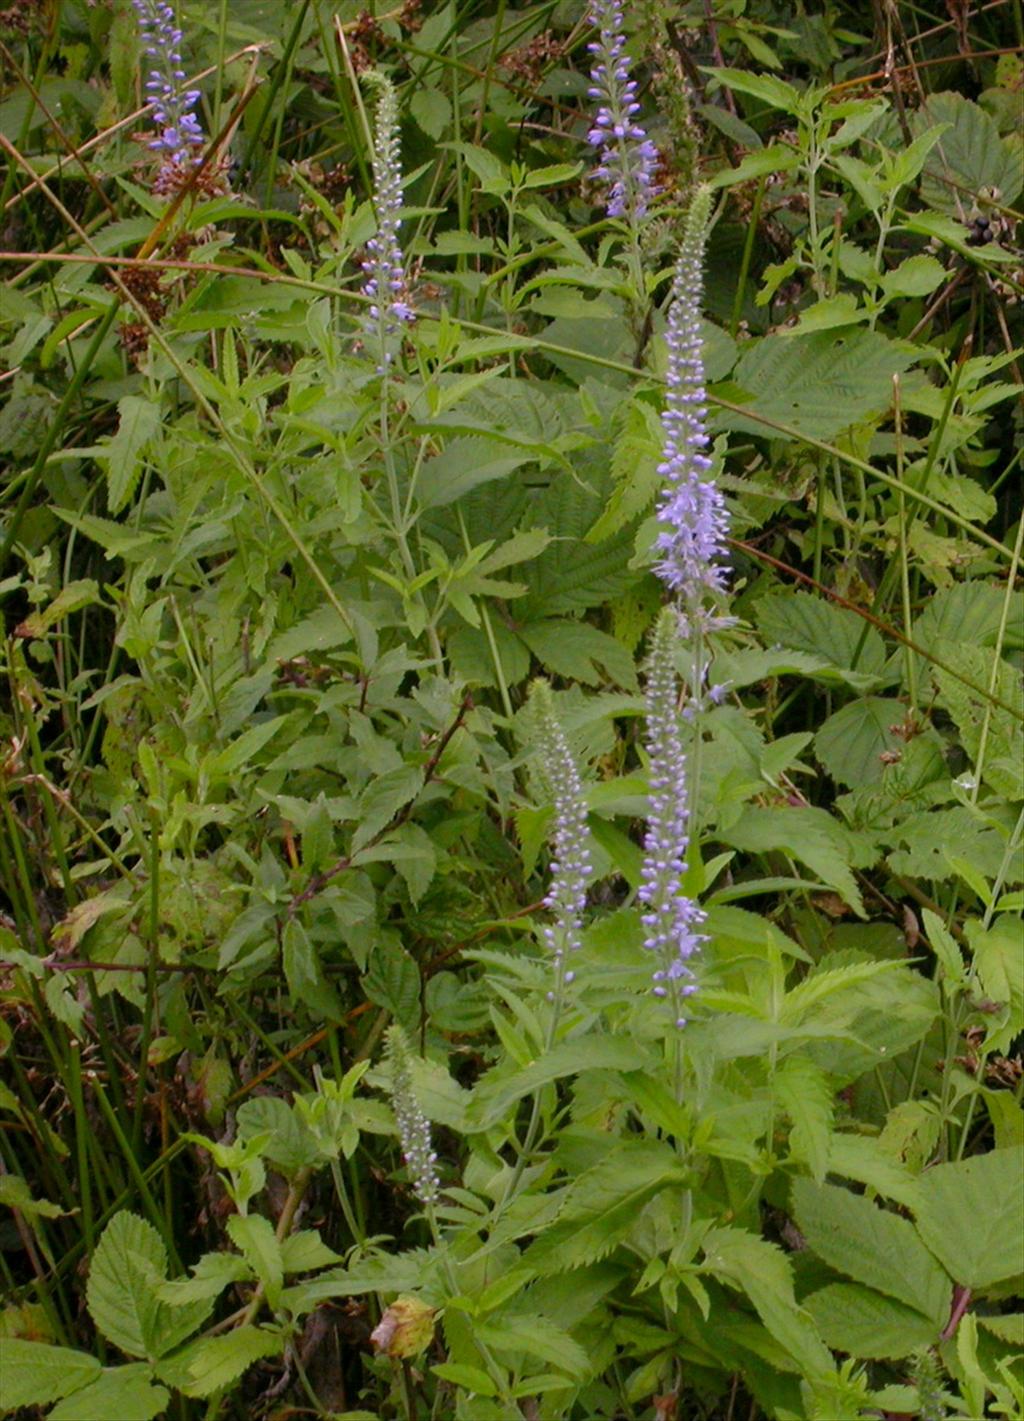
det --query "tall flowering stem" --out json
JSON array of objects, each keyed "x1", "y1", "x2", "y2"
[
  {"x1": 639, "y1": 609, "x2": 705, "y2": 1034},
  {"x1": 531, "y1": 682, "x2": 592, "y2": 1025},
  {"x1": 133, "y1": 0, "x2": 204, "y2": 180},
  {"x1": 385, "y1": 1026, "x2": 440, "y2": 1209},
  {"x1": 362, "y1": 75, "x2": 413, "y2": 369},
  {"x1": 654, "y1": 187, "x2": 729, "y2": 616},
  {"x1": 586, "y1": 0, "x2": 659, "y2": 228},
  {"x1": 640, "y1": 188, "x2": 729, "y2": 1062}
]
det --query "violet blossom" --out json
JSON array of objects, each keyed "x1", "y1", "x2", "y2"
[
  {"x1": 653, "y1": 187, "x2": 730, "y2": 609},
  {"x1": 639, "y1": 608, "x2": 705, "y2": 1027},
  {"x1": 133, "y1": 0, "x2": 204, "y2": 169},
  {"x1": 362, "y1": 77, "x2": 413, "y2": 365},
  {"x1": 586, "y1": 0, "x2": 659, "y2": 223}
]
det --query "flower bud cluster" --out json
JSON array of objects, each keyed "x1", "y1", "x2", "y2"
[
  {"x1": 133, "y1": 0, "x2": 204, "y2": 168},
  {"x1": 385, "y1": 1026, "x2": 440, "y2": 1208},
  {"x1": 586, "y1": 0, "x2": 659, "y2": 223},
  {"x1": 532, "y1": 684, "x2": 592, "y2": 997},
  {"x1": 362, "y1": 77, "x2": 414, "y2": 365},
  {"x1": 639, "y1": 609, "x2": 706, "y2": 1027}
]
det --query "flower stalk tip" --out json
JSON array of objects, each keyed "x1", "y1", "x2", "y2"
[
  {"x1": 132, "y1": 0, "x2": 205, "y2": 170},
  {"x1": 586, "y1": 0, "x2": 659, "y2": 224},
  {"x1": 654, "y1": 187, "x2": 730, "y2": 609},
  {"x1": 385, "y1": 1026, "x2": 440, "y2": 1208},
  {"x1": 362, "y1": 75, "x2": 414, "y2": 366}
]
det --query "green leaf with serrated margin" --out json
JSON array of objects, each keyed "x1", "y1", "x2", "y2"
[
  {"x1": 720, "y1": 806, "x2": 865, "y2": 916},
  {"x1": 160, "y1": 1325, "x2": 283, "y2": 1398},
  {"x1": 363, "y1": 940, "x2": 420, "y2": 1028},
  {"x1": 913, "y1": 1149, "x2": 1024, "y2": 1289},
  {"x1": 804, "y1": 1284, "x2": 938, "y2": 1359},
  {"x1": 226, "y1": 1215, "x2": 283, "y2": 1309},
  {"x1": 755, "y1": 592, "x2": 886, "y2": 685},
  {"x1": 431, "y1": 1362, "x2": 497, "y2": 1396},
  {"x1": 86, "y1": 1212, "x2": 167, "y2": 1358},
  {"x1": 101, "y1": 395, "x2": 160, "y2": 514},
  {"x1": 519, "y1": 619, "x2": 637, "y2": 689},
  {"x1": 469, "y1": 1036, "x2": 648, "y2": 1131},
  {"x1": 913, "y1": 92, "x2": 1023, "y2": 210},
  {"x1": 49, "y1": 1364, "x2": 169, "y2": 1421},
  {"x1": 158, "y1": 1251, "x2": 252, "y2": 1306},
  {"x1": 815, "y1": 697, "x2": 905, "y2": 788},
  {"x1": 792, "y1": 1179, "x2": 950, "y2": 1323},
  {"x1": 0, "y1": 1340, "x2": 100, "y2": 1411},
  {"x1": 826, "y1": 1134, "x2": 923, "y2": 1212},
  {"x1": 702, "y1": 1226, "x2": 834, "y2": 1377},
  {"x1": 721, "y1": 329, "x2": 917, "y2": 443},
  {"x1": 775, "y1": 1058, "x2": 833, "y2": 1183},
  {"x1": 525, "y1": 1140, "x2": 685, "y2": 1273},
  {"x1": 282, "y1": 919, "x2": 345, "y2": 1024},
  {"x1": 353, "y1": 765, "x2": 423, "y2": 852}
]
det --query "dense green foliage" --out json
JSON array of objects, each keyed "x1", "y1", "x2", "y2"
[{"x1": 0, "y1": 1, "x2": 1021, "y2": 1418}]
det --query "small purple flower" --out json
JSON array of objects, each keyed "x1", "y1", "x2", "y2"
[
  {"x1": 532, "y1": 683, "x2": 592, "y2": 996},
  {"x1": 654, "y1": 187, "x2": 730, "y2": 607},
  {"x1": 133, "y1": 0, "x2": 204, "y2": 167},
  {"x1": 362, "y1": 76, "x2": 413, "y2": 366},
  {"x1": 639, "y1": 609, "x2": 705, "y2": 1026},
  {"x1": 386, "y1": 1026, "x2": 440, "y2": 1208},
  {"x1": 586, "y1": 0, "x2": 659, "y2": 223}
]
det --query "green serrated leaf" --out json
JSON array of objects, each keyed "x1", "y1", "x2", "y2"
[
  {"x1": 86, "y1": 1212, "x2": 211, "y2": 1361},
  {"x1": 100, "y1": 395, "x2": 161, "y2": 514},
  {"x1": 431, "y1": 1361, "x2": 498, "y2": 1396},
  {"x1": 815, "y1": 697, "x2": 905, "y2": 788},
  {"x1": 913, "y1": 92, "x2": 1023, "y2": 211},
  {"x1": 775, "y1": 1058, "x2": 833, "y2": 1182},
  {"x1": 158, "y1": 1251, "x2": 253, "y2": 1307},
  {"x1": 0, "y1": 1340, "x2": 101, "y2": 1411},
  {"x1": 792, "y1": 1179, "x2": 951, "y2": 1323},
  {"x1": 519, "y1": 619, "x2": 637, "y2": 688},
  {"x1": 363, "y1": 939, "x2": 420, "y2": 1028},
  {"x1": 913, "y1": 1149, "x2": 1024, "y2": 1289},
  {"x1": 282, "y1": 918, "x2": 345, "y2": 1024},
  {"x1": 470, "y1": 1036, "x2": 648, "y2": 1131},
  {"x1": 49, "y1": 1364, "x2": 169, "y2": 1421},
  {"x1": 353, "y1": 765, "x2": 423, "y2": 852},
  {"x1": 86, "y1": 1212, "x2": 167, "y2": 1359},
  {"x1": 755, "y1": 592, "x2": 886, "y2": 686},
  {"x1": 160, "y1": 1325, "x2": 283, "y2": 1398},
  {"x1": 525, "y1": 1140, "x2": 686, "y2": 1274},
  {"x1": 804, "y1": 1283, "x2": 938, "y2": 1359},
  {"x1": 703, "y1": 67, "x2": 802, "y2": 114},
  {"x1": 702, "y1": 1226, "x2": 834, "y2": 1377},
  {"x1": 226, "y1": 1215, "x2": 283, "y2": 1308},
  {"x1": 721, "y1": 329, "x2": 917, "y2": 442},
  {"x1": 720, "y1": 806, "x2": 865, "y2": 916}
]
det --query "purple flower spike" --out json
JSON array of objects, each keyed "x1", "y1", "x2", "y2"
[
  {"x1": 654, "y1": 188, "x2": 730, "y2": 608},
  {"x1": 532, "y1": 682, "x2": 592, "y2": 999},
  {"x1": 361, "y1": 76, "x2": 414, "y2": 368},
  {"x1": 639, "y1": 609, "x2": 705, "y2": 1026},
  {"x1": 586, "y1": 0, "x2": 659, "y2": 224},
  {"x1": 132, "y1": 0, "x2": 205, "y2": 169}
]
